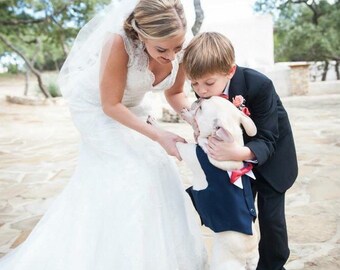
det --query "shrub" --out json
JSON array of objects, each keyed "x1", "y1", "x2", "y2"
[{"x1": 47, "y1": 81, "x2": 61, "y2": 97}]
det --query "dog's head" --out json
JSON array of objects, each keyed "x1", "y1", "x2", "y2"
[{"x1": 193, "y1": 96, "x2": 257, "y2": 144}]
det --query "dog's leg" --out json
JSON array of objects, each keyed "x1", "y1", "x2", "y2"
[
  {"x1": 245, "y1": 223, "x2": 259, "y2": 270},
  {"x1": 197, "y1": 137, "x2": 209, "y2": 153},
  {"x1": 180, "y1": 107, "x2": 195, "y2": 126},
  {"x1": 176, "y1": 142, "x2": 208, "y2": 191},
  {"x1": 246, "y1": 253, "x2": 259, "y2": 270},
  {"x1": 210, "y1": 227, "x2": 260, "y2": 270},
  {"x1": 147, "y1": 116, "x2": 208, "y2": 190}
]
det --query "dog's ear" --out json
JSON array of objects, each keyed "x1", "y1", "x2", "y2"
[
  {"x1": 240, "y1": 113, "x2": 257, "y2": 137},
  {"x1": 213, "y1": 118, "x2": 234, "y2": 143},
  {"x1": 215, "y1": 127, "x2": 234, "y2": 143}
]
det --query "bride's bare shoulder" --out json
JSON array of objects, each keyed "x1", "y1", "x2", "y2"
[{"x1": 101, "y1": 33, "x2": 129, "y2": 66}]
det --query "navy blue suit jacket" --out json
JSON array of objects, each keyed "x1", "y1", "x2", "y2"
[{"x1": 229, "y1": 66, "x2": 298, "y2": 192}]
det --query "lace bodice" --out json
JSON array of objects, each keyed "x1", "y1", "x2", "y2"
[
  {"x1": 68, "y1": 31, "x2": 182, "y2": 114},
  {"x1": 120, "y1": 32, "x2": 181, "y2": 107},
  {"x1": 67, "y1": 31, "x2": 183, "y2": 133}
]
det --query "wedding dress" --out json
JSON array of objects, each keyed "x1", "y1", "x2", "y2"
[{"x1": 0, "y1": 20, "x2": 208, "y2": 270}]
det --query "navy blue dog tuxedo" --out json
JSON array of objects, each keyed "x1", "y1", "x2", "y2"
[{"x1": 186, "y1": 145, "x2": 256, "y2": 235}]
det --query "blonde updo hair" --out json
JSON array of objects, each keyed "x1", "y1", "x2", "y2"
[
  {"x1": 183, "y1": 32, "x2": 235, "y2": 80},
  {"x1": 124, "y1": 0, "x2": 186, "y2": 41}
]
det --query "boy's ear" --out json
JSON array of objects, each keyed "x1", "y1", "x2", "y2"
[{"x1": 226, "y1": 64, "x2": 236, "y2": 79}]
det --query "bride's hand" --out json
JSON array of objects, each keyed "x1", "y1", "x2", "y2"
[{"x1": 156, "y1": 130, "x2": 186, "y2": 160}]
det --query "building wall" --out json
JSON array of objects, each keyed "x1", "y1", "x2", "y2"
[{"x1": 199, "y1": 0, "x2": 274, "y2": 68}]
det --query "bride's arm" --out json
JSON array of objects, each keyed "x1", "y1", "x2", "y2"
[
  {"x1": 100, "y1": 34, "x2": 185, "y2": 159},
  {"x1": 164, "y1": 64, "x2": 191, "y2": 113}
]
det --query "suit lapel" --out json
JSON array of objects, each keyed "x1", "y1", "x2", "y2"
[{"x1": 228, "y1": 66, "x2": 247, "y2": 100}]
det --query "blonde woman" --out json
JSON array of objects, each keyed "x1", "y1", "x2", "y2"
[{"x1": 0, "y1": 0, "x2": 207, "y2": 269}]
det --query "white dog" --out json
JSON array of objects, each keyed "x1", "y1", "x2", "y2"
[{"x1": 149, "y1": 96, "x2": 259, "y2": 270}]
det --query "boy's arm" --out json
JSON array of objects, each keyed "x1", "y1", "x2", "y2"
[
  {"x1": 207, "y1": 138, "x2": 256, "y2": 161},
  {"x1": 164, "y1": 64, "x2": 191, "y2": 113},
  {"x1": 207, "y1": 78, "x2": 280, "y2": 166},
  {"x1": 245, "y1": 79, "x2": 280, "y2": 166}
]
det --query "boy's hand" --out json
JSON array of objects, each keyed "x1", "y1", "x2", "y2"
[
  {"x1": 207, "y1": 136, "x2": 242, "y2": 161},
  {"x1": 207, "y1": 136, "x2": 255, "y2": 162}
]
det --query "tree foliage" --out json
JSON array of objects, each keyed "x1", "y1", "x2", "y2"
[
  {"x1": 0, "y1": 0, "x2": 110, "y2": 96},
  {"x1": 1, "y1": 0, "x2": 204, "y2": 96},
  {"x1": 254, "y1": 0, "x2": 340, "y2": 80},
  {"x1": 1, "y1": 0, "x2": 110, "y2": 69}
]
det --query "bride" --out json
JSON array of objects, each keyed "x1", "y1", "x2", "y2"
[{"x1": 0, "y1": 0, "x2": 207, "y2": 269}]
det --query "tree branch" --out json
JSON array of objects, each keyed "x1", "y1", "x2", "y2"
[
  {"x1": 287, "y1": 0, "x2": 321, "y2": 25},
  {"x1": 0, "y1": 4, "x2": 69, "y2": 26},
  {"x1": 191, "y1": 0, "x2": 204, "y2": 36},
  {"x1": 0, "y1": 34, "x2": 51, "y2": 98}
]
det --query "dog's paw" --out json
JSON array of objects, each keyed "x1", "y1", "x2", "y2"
[
  {"x1": 180, "y1": 108, "x2": 195, "y2": 125},
  {"x1": 193, "y1": 119, "x2": 200, "y2": 143}
]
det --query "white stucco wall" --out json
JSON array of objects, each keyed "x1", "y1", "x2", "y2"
[
  {"x1": 182, "y1": 0, "x2": 297, "y2": 97},
  {"x1": 198, "y1": 0, "x2": 274, "y2": 68}
]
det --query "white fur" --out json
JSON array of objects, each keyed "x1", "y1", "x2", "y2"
[
  {"x1": 176, "y1": 97, "x2": 259, "y2": 270},
  {"x1": 210, "y1": 223, "x2": 259, "y2": 270},
  {"x1": 182, "y1": 96, "x2": 257, "y2": 172},
  {"x1": 147, "y1": 97, "x2": 259, "y2": 269}
]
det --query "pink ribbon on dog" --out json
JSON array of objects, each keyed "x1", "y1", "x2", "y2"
[{"x1": 219, "y1": 93, "x2": 229, "y2": 100}]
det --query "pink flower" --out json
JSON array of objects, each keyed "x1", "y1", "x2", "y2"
[
  {"x1": 232, "y1": 95, "x2": 251, "y2": 116},
  {"x1": 219, "y1": 94, "x2": 250, "y2": 115},
  {"x1": 232, "y1": 95, "x2": 245, "y2": 108}
]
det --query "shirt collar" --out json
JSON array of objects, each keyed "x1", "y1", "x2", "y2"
[{"x1": 223, "y1": 81, "x2": 231, "y2": 95}]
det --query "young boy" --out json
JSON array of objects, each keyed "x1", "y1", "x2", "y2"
[{"x1": 182, "y1": 32, "x2": 298, "y2": 270}]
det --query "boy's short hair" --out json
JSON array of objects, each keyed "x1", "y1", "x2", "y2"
[{"x1": 183, "y1": 32, "x2": 235, "y2": 80}]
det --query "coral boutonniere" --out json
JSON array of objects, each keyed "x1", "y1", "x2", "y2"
[
  {"x1": 219, "y1": 94, "x2": 251, "y2": 116},
  {"x1": 232, "y1": 95, "x2": 251, "y2": 116}
]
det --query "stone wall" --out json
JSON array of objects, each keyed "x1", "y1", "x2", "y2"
[
  {"x1": 288, "y1": 62, "x2": 310, "y2": 95},
  {"x1": 260, "y1": 62, "x2": 311, "y2": 97}
]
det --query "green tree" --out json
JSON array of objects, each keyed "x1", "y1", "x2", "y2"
[
  {"x1": 1, "y1": 0, "x2": 204, "y2": 96},
  {"x1": 0, "y1": 0, "x2": 110, "y2": 97},
  {"x1": 254, "y1": 0, "x2": 340, "y2": 80}
]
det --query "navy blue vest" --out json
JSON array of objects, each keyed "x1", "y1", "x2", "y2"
[{"x1": 186, "y1": 146, "x2": 256, "y2": 235}]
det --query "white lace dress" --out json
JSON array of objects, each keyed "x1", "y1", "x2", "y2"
[{"x1": 0, "y1": 33, "x2": 207, "y2": 270}]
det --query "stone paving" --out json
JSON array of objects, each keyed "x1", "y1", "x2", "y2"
[{"x1": 0, "y1": 78, "x2": 339, "y2": 269}]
